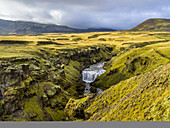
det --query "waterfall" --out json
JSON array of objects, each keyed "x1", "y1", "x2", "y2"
[{"x1": 82, "y1": 62, "x2": 106, "y2": 95}]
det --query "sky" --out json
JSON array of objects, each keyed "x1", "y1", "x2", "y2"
[{"x1": 0, "y1": 0, "x2": 170, "y2": 30}]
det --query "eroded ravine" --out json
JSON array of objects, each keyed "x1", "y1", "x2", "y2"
[{"x1": 0, "y1": 44, "x2": 117, "y2": 121}]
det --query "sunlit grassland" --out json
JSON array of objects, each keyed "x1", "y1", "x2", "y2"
[
  {"x1": 0, "y1": 31, "x2": 169, "y2": 59},
  {"x1": 0, "y1": 30, "x2": 169, "y2": 121}
]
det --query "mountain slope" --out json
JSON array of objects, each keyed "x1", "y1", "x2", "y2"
[
  {"x1": 0, "y1": 19, "x2": 115, "y2": 34},
  {"x1": 130, "y1": 18, "x2": 170, "y2": 31}
]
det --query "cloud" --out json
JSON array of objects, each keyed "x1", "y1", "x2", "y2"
[{"x1": 0, "y1": 0, "x2": 169, "y2": 29}]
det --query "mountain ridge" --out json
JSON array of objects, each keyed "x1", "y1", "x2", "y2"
[{"x1": 0, "y1": 19, "x2": 115, "y2": 35}]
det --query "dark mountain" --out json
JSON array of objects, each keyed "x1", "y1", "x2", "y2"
[
  {"x1": 0, "y1": 19, "x2": 116, "y2": 34},
  {"x1": 130, "y1": 18, "x2": 170, "y2": 31}
]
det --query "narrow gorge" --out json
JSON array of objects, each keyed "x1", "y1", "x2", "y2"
[
  {"x1": 0, "y1": 44, "x2": 117, "y2": 121},
  {"x1": 0, "y1": 30, "x2": 169, "y2": 121}
]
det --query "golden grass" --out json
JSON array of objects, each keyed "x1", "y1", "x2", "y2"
[{"x1": 0, "y1": 31, "x2": 169, "y2": 59}]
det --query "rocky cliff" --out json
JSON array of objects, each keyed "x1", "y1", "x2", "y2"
[{"x1": 0, "y1": 44, "x2": 116, "y2": 121}]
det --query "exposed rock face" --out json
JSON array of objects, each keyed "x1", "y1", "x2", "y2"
[
  {"x1": 64, "y1": 94, "x2": 95, "y2": 121},
  {"x1": 125, "y1": 57, "x2": 150, "y2": 73},
  {"x1": 0, "y1": 44, "x2": 116, "y2": 121},
  {"x1": 2, "y1": 88, "x2": 23, "y2": 115}
]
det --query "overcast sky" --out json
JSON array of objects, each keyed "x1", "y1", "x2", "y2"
[{"x1": 0, "y1": 0, "x2": 170, "y2": 30}]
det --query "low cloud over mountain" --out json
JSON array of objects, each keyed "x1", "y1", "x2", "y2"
[{"x1": 0, "y1": 0, "x2": 170, "y2": 29}]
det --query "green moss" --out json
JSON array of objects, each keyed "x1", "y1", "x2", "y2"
[
  {"x1": 94, "y1": 44, "x2": 170, "y2": 89},
  {"x1": 64, "y1": 95, "x2": 95, "y2": 120},
  {"x1": 65, "y1": 60, "x2": 80, "y2": 81},
  {"x1": 83, "y1": 64, "x2": 170, "y2": 121},
  {"x1": 10, "y1": 80, "x2": 18, "y2": 86},
  {"x1": 21, "y1": 96, "x2": 45, "y2": 121},
  {"x1": 64, "y1": 60, "x2": 81, "y2": 97},
  {"x1": 6, "y1": 87, "x2": 18, "y2": 96},
  {"x1": 28, "y1": 83, "x2": 38, "y2": 96},
  {"x1": 45, "y1": 107, "x2": 66, "y2": 121}
]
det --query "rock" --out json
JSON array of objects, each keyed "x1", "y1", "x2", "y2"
[
  {"x1": 0, "y1": 44, "x2": 116, "y2": 121},
  {"x1": 46, "y1": 90, "x2": 55, "y2": 97},
  {"x1": 90, "y1": 86, "x2": 97, "y2": 93},
  {"x1": 2, "y1": 88, "x2": 22, "y2": 115},
  {"x1": 21, "y1": 64, "x2": 30, "y2": 74},
  {"x1": 44, "y1": 61, "x2": 51, "y2": 68},
  {"x1": 96, "y1": 47, "x2": 100, "y2": 52},
  {"x1": 61, "y1": 64, "x2": 65, "y2": 69},
  {"x1": 105, "y1": 46, "x2": 113, "y2": 52},
  {"x1": 44, "y1": 83, "x2": 62, "y2": 98},
  {"x1": 55, "y1": 53, "x2": 60, "y2": 57},
  {"x1": 0, "y1": 61, "x2": 11, "y2": 68},
  {"x1": 29, "y1": 64, "x2": 41, "y2": 71},
  {"x1": 42, "y1": 94, "x2": 48, "y2": 102},
  {"x1": 92, "y1": 59, "x2": 96, "y2": 64},
  {"x1": 108, "y1": 68, "x2": 118, "y2": 75},
  {"x1": 125, "y1": 57, "x2": 150, "y2": 73},
  {"x1": 136, "y1": 72, "x2": 141, "y2": 76},
  {"x1": 64, "y1": 96, "x2": 92, "y2": 120}
]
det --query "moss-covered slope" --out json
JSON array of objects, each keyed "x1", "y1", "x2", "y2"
[
  {"x1": 65, "y1": 64, "x2": 170, "y2": 121},
  {"x1": 92, "y1": 40, "x2": 170, "y2": 90}
]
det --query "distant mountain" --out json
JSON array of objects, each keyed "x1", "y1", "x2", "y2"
[
  {"x1": 0, "y1": 19, "x2": 116, "y2": 35},
  {"x1": 130, "y1": 18, "x2": 170, "y2": 31}
]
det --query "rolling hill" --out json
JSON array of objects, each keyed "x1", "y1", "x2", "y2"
[
  {"x1": 0, "y1": 19, "x2": 115, "y2": 35},
  {"x1": 130, "y1": 18, "x2": 170, "y2": 31}
]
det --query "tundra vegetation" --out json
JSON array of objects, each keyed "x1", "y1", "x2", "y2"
[{"x1": 0, "y1": 30, "x2": 169, "y2": 121}]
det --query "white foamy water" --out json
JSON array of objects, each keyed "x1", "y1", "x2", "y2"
[{"x1": 82, "y1": 62, "x2": 106, "y2": 94}]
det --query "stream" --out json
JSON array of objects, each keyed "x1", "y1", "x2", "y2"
[{"x1": 82, "y1": 62, "x2": 106, "y2": 95}]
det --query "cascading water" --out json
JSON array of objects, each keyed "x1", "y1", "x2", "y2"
[{"x1": 82, "y1": 62, "x2": 106, "y2": 95}]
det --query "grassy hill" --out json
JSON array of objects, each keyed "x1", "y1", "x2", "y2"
[
  {"x1": 130, "y1": 19, "x2": 170, "y2": 31},
  {"x1": 0, "y1": 19, "x2": 115, "y2": 35}
]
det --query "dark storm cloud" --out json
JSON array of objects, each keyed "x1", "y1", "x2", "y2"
[{"x1": 0, "y1": 0, "x2": 170, "y2": 29}]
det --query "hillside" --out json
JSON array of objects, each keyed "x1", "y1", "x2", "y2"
[
  {"x1": 64, "y1": 32, "x2": 170, "y2": 121},
  {"x1": 65, "y1": 64, "x2": 170, "y2": 121},
  {"x1": 130, "y1": 19, "x2": 170, "y2": 31},
  {"x1": 0, "y1": 31, "x2": 169, "y2": 121},
  {"x1": 0, "y1": 19, "x2": 115, "y2": 35}
]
